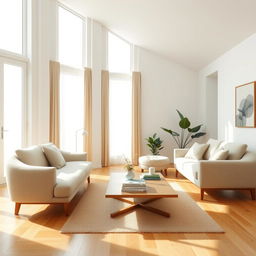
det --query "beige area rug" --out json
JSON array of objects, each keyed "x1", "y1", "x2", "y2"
[{"x1": 61, "y1": 181, "x2": 224, "y2": 233}]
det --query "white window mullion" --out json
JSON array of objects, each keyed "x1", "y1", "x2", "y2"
[
  {"x1": 82, "y1": 18, "x2": 86, "y2": 67},
  {"x1": 22, "y1": 0, "x2": 28, "y2": 56}
]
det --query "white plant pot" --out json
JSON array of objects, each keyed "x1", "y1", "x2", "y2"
[{"x1": 125, "y1": 170, "x2": 135, "y2": 180}]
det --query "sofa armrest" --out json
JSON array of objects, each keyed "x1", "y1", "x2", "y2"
[
  {"x1": 6, "y1": 157, "x2": 56, "y2": 202},
  {"x1": 198, "y1": 160, "x2": 256, "y2": 188},
  {"x1": 174, "y1": 148, "x2": 189, "y2": 158},
  {"x1": 60, "y1": 150, "x2": 87, "y2": 162}
]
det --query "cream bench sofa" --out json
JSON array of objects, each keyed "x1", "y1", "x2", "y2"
[
  {"x1": 6, "y1": 144, "x2": 92, "y2": 215},
  {"x1": 174, "y1": 139, "x2": 256, "y2": 200}
]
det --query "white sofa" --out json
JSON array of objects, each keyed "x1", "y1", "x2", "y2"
[
  {"x1": 174, "y1": 139, "x2": 256, "y2": 200},
  {"x1": 6, "y1": 144, "x2": 92, "y2": 215}
]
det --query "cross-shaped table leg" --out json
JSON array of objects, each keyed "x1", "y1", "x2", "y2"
[{"x1": 110, "y1": 198, "x2": 170, "y2": 218}]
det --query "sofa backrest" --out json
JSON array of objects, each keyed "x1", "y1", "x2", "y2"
[
  {"x1": 203, "y1": 138, "x2": 248, "y2": 160},
  {"x1": 240, "y1": 151, "x2": 256, "y2": 162},
  {"x1": 15, "y1": 145, "x2": 49, "y2": 166}
]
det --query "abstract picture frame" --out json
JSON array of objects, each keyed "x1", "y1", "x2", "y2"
[{"x1": 235, "y1": 81, "x2": 256, "y2": 128}]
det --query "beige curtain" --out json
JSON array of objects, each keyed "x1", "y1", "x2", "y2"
[
  {"x1": 49, "y1": 61, "x2": 60, "y2": 147},
  {"x1": 101, "y1": 70, "x2": 109, "y2": 167},
  {"x1": 132, "y1": 72, "x2": 141, "y2": 165},
  {"x1": 84, "y1": 68, "x2": 92, "y2": 161}
]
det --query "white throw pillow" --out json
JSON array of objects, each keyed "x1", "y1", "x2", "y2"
[
  {"x1": 203, "y1": 138, "x2": 223, "y2": 160},
  {"x1": 222, "y1": 142, "x2": 247, "y2": 160},
  {"x1": 42, "y1": 144, "x2": 66, "y2": 169},
  {"x1": 16, "y1": 145, "x2": 49, "y2": 166},
  {"x1": 185, "y1": 142, "x2": 209, "y2": 160},
  {"x1": 209, "y1": 149, "x2": 229, "y2": 160}
]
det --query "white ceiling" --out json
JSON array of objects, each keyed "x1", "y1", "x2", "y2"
[{"x1": 61, "y1": 0, "x2": 256, "y2": 70}]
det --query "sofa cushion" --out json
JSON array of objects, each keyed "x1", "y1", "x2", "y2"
[
  {"x1": 54, "y1": 161, "x2": 92, "y2": 198},
  {"x1": 139, "y1": 155, "x2": 171, "y2": 167},
  {"x1": 42, "y1": 144, "x2": 66, "y2": 169},
  {"x1": 209, "y1": 149, "x2": 229, "y2": 160},
  {"x1": 16, "y1": 145, "x2": 49, "y2": 166},
  {"x1": 203, "y1": 138, "x2": 222, "y2": 160},
  {"x1": 185, "y1": 142, "x2": 209, "y2": 160},
  {"x1": 222, "y1": 143, "x2": 248, "y2": 160}
]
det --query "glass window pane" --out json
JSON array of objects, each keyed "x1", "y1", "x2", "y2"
[
  {"x1": 108, "y1": 32, "x2": 131, "y2": 73},
  {"x1": 60, "y1": 71, "x2": 84, "y2": 152},
  {"x1": 109, "y1": 78, "x2": 132, "y2": 164},
  {"x1": 0, "y1": 0, "x2": 23, "y2": 54},
  {"x1": 4, "y1": 64, "x2": 23, "y2": 175},
  {"x1": 58, "y1": 7, "x2": 83, "y2": 67}
]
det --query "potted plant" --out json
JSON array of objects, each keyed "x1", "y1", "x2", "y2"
[
  {"x1": 145, "y1": 133, "x2": 164, "y2": 155},
  {"x1": 161, "y1": 110, "x2": 206, "y2": 148}
]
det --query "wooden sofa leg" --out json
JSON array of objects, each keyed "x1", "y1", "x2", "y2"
[
  {"x1": 87, "y1": 176, "x2": 90, "y2": 184},
  {"x1": 15, "y1": 203, "x2": 21, "y2": 215},
  {"x1": 175, "y1": 169, "x2": 178, "y2": 178},
  {"x1": 250, "y1": 189, "x2": 255, "y2": 200},
  {"x1": 200, "y1": 189, "x2": 205, "y2": 200},
  {"x1": 141, "y1": 168, "x2": 144, "y2": 173},
  {"x1": 164, "y1": 169, "x2": 168, "y2": 176},
  {"x1": 64, "y1": 203, "x2": 69, "y2": 216}
]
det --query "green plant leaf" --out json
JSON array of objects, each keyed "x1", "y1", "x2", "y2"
[
  {"x1": 176, "y1": 109, "x2": 184, "y2": 120},
  {"x1": 161, "y1": 127, "x2": 180, "y2": 136},
  {"x1": 188, "y1": 125, "x2": 202, "y2": 133},
  {"x1": 191, "y1": 132, "x2": 206, "y2": 138},
  {"x1": 179, "y1": 118, "x2": 191, "y2": 129},
  {"x1": 146, "y1": 133, "x2": 164, "y2": 154}
]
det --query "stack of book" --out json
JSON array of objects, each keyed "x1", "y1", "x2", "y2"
[
  {"x1": 122, "y1": 179, "x2": 147, "y2": 192},
  {"x1": 140, "y1": 174, "x2": 161, "y2": 180}
]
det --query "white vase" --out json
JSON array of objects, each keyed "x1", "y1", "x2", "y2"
[{"x1": 125, "y1": 170, "x2": 135, "y2": 180}]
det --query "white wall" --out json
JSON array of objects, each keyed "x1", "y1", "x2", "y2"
[
  {"x1": 205, "y1": 73, "x2": 218, "y2": 139},
  {"x1": 28, "y1": 0, "x2": 57, "y2": 145},
  {"x1": 90, "y1": 20, "x2": 106, "y2": 168},
  {"x1": 138, "y1": 48, "x2": 200, "y2": 161},
  {"x1": 199, "y1": 33, "x2": 256, "y2": 151}
]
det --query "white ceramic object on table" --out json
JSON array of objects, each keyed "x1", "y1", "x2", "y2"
[
  {"x1": 149, "y1": 167, "x2": 156, "y2": 175},
  {"x1": 125, "y1": 170, "x2": 135, "y2": 180}
]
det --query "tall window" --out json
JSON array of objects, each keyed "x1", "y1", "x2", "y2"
[
  {"x1": 0, "y1": 0, "x2": 24, "y2": 55},
  {"x1": 108, "y1": 32, "x2": 132, "y2": 164},
  {"x1": 58, "y1": 6, "x2": 83, "y2": 67},
  {"x1": 108, "y1": 32, "x2": 131, "y2": 74},
  {"x1": 60, "y1": 68, "x2": 84, "y2": 152},
  {"x1": 0, "y1": 0, "x2": 27, "y2": 183},
  {"x1": 58, "y1": 6, "x2": 86, "y2": 152}
]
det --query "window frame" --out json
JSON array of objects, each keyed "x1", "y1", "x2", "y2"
[
  {"x1": 0, "y1": 0, "x2": 28, "y2": 147},
  {"x1": 57, "y1": 2, "x2": 88, "y2": 152},
  {"x1": 0, "y1": 0, "x2": 28, "y2": 58}
]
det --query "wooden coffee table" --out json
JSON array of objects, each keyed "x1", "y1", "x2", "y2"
[{"x1": 105, "y1": 172, "x2": 178, "y2": 218}]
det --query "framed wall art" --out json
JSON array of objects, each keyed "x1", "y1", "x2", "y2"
[{"x1": 235, "y1": 81, "x2": 256, "y2": 128}]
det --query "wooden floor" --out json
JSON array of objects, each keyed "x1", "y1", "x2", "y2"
[{"x1": 1, "y1": 166, "x2": 256, "y2": 256}]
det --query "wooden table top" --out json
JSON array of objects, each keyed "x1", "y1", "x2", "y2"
[{"x1": 105, "y1": 172, "x2": 178, "y2": 198}]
